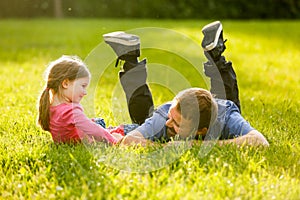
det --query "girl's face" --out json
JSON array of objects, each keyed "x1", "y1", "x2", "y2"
[{"x1": 62, "y1": 76, "x2": 90, "y2": 103}]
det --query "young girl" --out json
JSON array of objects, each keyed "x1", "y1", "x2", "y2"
[{"x1": 38, "y1": 55, "x2": 124, "y2": 144}]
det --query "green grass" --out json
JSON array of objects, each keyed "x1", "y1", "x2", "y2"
[{"x1": 0, "y1": 18, "x2": 299, "y2": 199}]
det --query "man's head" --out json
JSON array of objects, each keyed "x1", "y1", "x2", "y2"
[{"x1": 165, "y1": 88, "x2": 218, "y2": 139}]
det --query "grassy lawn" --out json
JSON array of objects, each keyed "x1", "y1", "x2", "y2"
[{"x1": 0, "y1": 18, "x2": 299, "y2": 199}]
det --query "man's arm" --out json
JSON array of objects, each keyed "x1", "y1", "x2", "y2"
[
  {"x1": 120, "y1": 130, "x2": 151, "y2": 146},
  {"x1": 121, "y1": 104, "x2": 170, "y2": 146},
  {"x1": 217, "y1": 130, "x2": 269, "y2": 147}
]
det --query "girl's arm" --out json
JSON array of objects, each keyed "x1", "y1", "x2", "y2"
[{"x1": 72, "y1": 104, "x2": 120, "y2": 144}]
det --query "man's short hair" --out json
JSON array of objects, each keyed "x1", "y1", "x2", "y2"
[{"x1": 175, "y1": 88, "x2": 218, "y2": 131}]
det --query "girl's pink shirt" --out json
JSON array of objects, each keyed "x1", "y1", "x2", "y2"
[{"x1": 49, "y1": 103, "x2": 118, "y2": 144}]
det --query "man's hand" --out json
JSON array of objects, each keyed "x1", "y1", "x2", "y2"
[
  {"x1": 111, "y1": 132, "x2": 124, "y2": 142},
  {"x1": 120, "y1": 130, "x2": 150, "y2": 146}
]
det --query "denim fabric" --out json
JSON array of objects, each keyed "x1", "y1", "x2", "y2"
[
  {"x1": 123, "y1": 124, "x2": 139, "y2": 135},
  {"x1": 135, "y1": 99, "x2": 254, "y2": 142}
]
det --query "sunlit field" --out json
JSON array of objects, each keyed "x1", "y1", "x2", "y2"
[{"x1": 0, "y1": 19, "x2": 299, "y2": 199}]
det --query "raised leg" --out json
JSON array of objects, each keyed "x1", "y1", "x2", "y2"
[
  {"x1": 201, "y1": 21, "x2": 241, "y2": 112},
  {"x1": 103, "y1": 31, "x2": 154, "y2": 124}
]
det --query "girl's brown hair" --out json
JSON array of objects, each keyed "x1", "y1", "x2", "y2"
[{"x1": 38, "y1": 55, "x2": 90, "y2": 131}]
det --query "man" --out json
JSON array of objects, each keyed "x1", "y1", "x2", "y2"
[{"x1": 103, "y1": 21, "x2": 269, "y2": 147}]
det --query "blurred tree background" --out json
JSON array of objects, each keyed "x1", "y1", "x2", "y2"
[{"x1": 0, "y1": 0, "x2": 299, "y2": 19}]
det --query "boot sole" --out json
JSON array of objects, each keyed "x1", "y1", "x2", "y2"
[
  {"x1": 103, "y1": 31, "x2": 140, "y2": 46},
  {"x1": 202, "y1": 21, "x2": 223, "y2": 51}
]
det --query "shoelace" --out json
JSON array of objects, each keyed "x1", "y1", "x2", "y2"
[{"x1": 115, "y1": 58, "x2": 120, "y2": 67}]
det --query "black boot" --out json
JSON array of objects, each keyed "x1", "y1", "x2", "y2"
[
  {"x1": 202, "y1": 21, "x2": 227, "y2": 62},
  {"x1": 103, "y1": 31, "x2": 140, "y2": 68},
  {"x1": 202, "y1": 21, "x2": 241, "y2": 112},
  {"x1": 119, "y1": 59, "x2": 154, "y2": 125},
  {"x1": 204, "y1": 56, "x2": 241, "y2": 112}
]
